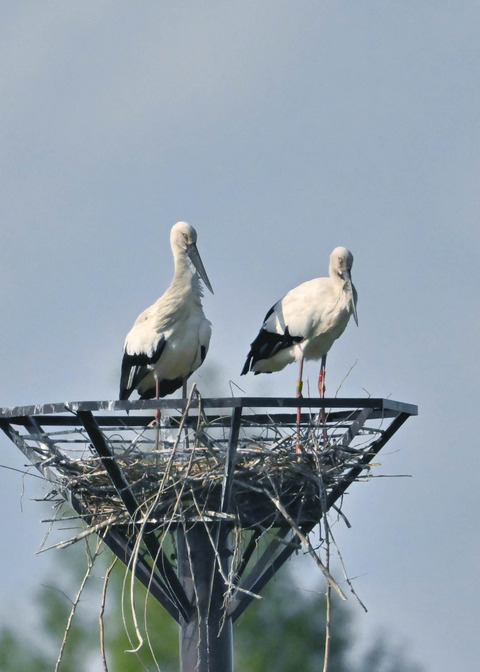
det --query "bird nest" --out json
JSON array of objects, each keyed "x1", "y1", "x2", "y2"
[
  {"x1": 36, "y1": 398, "x2": 382, "y2": 547},
  {"x1": 0, "y1": 391, "x2": 412, "y2": 587},
  {"x1": 62, "y1": 432, "x2": 340, "y2": 532}
]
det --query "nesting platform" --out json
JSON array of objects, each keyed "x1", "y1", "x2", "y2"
[{"x1": 0, "y1": 395, "x2": 416, "y2": 624}]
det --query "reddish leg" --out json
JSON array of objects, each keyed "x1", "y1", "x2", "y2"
[
  {"x1": 154, "y1": 377, "x2": 161, "y2": 425},
  {"x1": 296, "y1": 357, "x2": 304, "y2": 453},
  {"x1": 318, "y1": 354, "x2": 327, "y2": 398},
  {"x1": 296, "y1": 357, "x2": 304, "y2": 399},
  {"x1": 318, "y1": 355, "x2": 327, "y2": 443},
  {"x1": 182, "y1": 380, "x2": 190, "y2": 449},
  {"x1": 150, "y1": 377, "x2": 162, "y2": 450}
]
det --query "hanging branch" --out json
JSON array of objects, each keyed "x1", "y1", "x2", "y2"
[
  {"x1": 99, "y1": 555, "x2": 118, "y2": 672},
  {"x1": 54, "y1": 535, "x2": 104, "y2": 672},
  {"x1": 322, "y1": 516, "x2": 332, "y2": 672},
  {"x1": 241, "y1": 476, "x2": 346, "y2": 601}
]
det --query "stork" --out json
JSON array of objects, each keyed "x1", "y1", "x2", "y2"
[
  {"x1": 241, "y1": 247, "x2": 358, "y2": 437},
  {"x1": 120, "y1": 221, "x2": 213, "y2": 418}
]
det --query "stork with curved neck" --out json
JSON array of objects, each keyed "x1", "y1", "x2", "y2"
[
  {"x1": 120, "y1": 221, "x2": 213, "y2": 411},
  {"x1": 241, "y1": 246, "x2": 358, "y2": 418}
]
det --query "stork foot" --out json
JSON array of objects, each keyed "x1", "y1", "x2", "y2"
[{"x1": 147, "y1": 408, "x2": 161, "y2": 428}]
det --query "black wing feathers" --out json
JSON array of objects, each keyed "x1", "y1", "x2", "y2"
[
  {"x1": 119, "y1": 337, "x2": 167, "y2": 400},
  {"x1": 241, "y1": 326, "x2": 302, "y2": 375}
]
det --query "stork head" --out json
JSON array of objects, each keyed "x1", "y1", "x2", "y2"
[
  {"x1": 330, "y1": 246, "x2": 353, "y2": 276},
  {"x1": 330, "y1": 247, "x2": 358, "y2": 325},
  {"x1": 171, "y1": 221, "x2": 214, "y2": 293},
  {"x1": 171, "y1": 220, "x2": 197, "y2": 248}
]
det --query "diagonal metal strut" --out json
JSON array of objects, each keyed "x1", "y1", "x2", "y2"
[{"x1": 76, "y1": 410, "x2": 192, "y2": 622}]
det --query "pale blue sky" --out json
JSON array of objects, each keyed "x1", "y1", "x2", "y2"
[{"x1": 1, "y1": 2, "x2": 480, "y2": 670}]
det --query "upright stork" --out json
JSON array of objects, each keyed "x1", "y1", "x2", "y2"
[
  {"x1": 120, "y1": 221, "x2": 213, "y2": 412},
  {"x1": 241, "y1": 246, "x2": 358, "y2": 401}
]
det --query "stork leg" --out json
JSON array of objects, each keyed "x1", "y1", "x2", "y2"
[
  {"x1": 318, "y1": 354, "x2": 326, "y2": 398},
  {"x1": 154, "y1": 377, "x2": 161, "y2": 425},
  {"x1": 182, "y1": 379, "x2": 190, "y2": 449},
  {"x1": 296, "y1": 357, "x2": 304, "y2": 399},
  {"x1": 148, "y1": 377, "x2": 162, "y2": 450},
  {"x1": 148, "y1": 377, "x2": 162, "y2": 430},
  {"x1": 296, "y1": 357, "x2": 304, "y2": 453},
  {"x1": 318, "y1": 354, "x2": 328, "y2": 443}
]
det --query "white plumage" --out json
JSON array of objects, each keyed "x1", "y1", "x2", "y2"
[
  {"x1": 241, "y1": 247, "x2": 358, "y2": 382},
  {"x1": 120, "y1": 221, "x2": 213, "y2": 400}
]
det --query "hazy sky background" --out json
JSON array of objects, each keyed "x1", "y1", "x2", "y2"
[{"x1": 1, "y1": 2, "x2": 479, "y2": 670}]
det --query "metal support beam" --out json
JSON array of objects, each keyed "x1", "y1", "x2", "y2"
[
  {"x1": 177, "y1": 524, "x2": 233, "y2": 672},
  {"x1": 76, "y1": 409, "x2": 192, "y2": 621},
  {"x1": 0, "y1": 417, "x2": 181, "y2": 618},
  {"x1": 229, "y1": 527, "x2": 302, "y2": 622},
  {"x1": 326, "y1": 410, "x2": 412, "y2": 510},
  {"x1": 220, "y1": 406, "x2": 242, "y2": 513}
]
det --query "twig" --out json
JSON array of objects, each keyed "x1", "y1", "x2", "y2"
[
  {"x1": 255, "y1": 485, "x2": 346, "y2": 601},
  {"x1": 39, "y1": 514, "x2": 126, "y2": 552},
  {"x1": 334, "y1": 359, "x2": 358, "y2": 398},
  {"x1": 322, "y1": 518, "x2": 331, "y2": 672},
  {"x1": 99, "y1": 555, "x2": 118, "y2": 672},
  {"x1": 54, "y1": 537, "x2": 103, "y2": 672},
  {"x1": 327, "y1": 524, "x2": 368, "y2": 613}
]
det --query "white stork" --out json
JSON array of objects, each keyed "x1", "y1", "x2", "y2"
[
  {"x1": 120, "y1": 221, "x2": 213, "y2": 404},
  {"x1": 241, "y1": 246, "x2": 358, "y2": 399}
]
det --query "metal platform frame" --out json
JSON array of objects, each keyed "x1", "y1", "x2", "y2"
[{"x1": 0, "y1": 396, "x2": 417, "y2": 672}]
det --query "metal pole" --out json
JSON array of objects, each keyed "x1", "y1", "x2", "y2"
[{"x1": 177, "y1": 523, "x2": 233, "y2": 672}]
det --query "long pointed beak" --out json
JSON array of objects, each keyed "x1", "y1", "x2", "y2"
[
  {"x1": 344, "y1": 270, "x2": 358, "y2": 326},
  {"x1": 351, "y1": 296, "x2": 359, "y2": 326},
  {"x1": 187, "y1": 243, "x2": 214, "y2": 294}
]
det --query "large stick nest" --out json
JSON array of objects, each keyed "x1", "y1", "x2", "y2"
[{"x1": 48, "y1": 407, "x2": 376, "y2": 536}]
